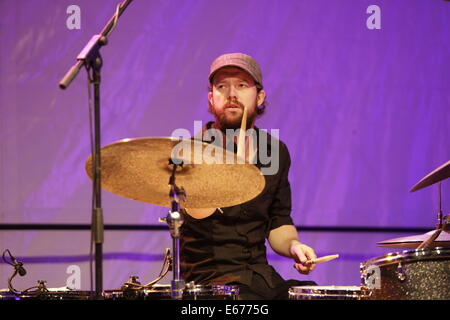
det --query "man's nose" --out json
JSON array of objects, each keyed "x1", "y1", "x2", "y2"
[{"x1": 227, "y1": 85, "x2": 238, "y2": 99}]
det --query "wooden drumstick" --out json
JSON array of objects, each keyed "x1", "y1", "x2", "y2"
[
  {"x1": 236, "y1": 105, "x2": 247, "y2": 160},
  {"x1": 304, "y1": 254, "x2": 340, "y2": 265}
]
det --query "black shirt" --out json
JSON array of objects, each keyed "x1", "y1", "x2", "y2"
[{"x1": 180, "y1": 123, "x2": 294, "y2": 289}]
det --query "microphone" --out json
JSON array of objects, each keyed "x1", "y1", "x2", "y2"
[
  {"x1": 14, "y1": 259, "x2": 27, "y2": 277},
  {"x1": 2, "y1": 249, "x2": 27, "y2": 276}
]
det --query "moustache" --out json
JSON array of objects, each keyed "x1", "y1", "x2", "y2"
[{"x1": 224, "y1": 100, "x2": 245, "y2": 110}]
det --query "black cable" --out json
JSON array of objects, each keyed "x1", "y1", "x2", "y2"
[
  {"x1": 141, "y1": 248, "x2": 172, "y2": 288},
  {"x1": 2, "y1": 249, "x2": 15, "y2": 267},
  {"x1": 2, "y1": 249, "x2": 28, "y2": 296},
  {"x1": 2, "y1": 250, "x2": 19, "y2": 295},
  {"x1": 120, "y1": 248, "x2": 172, "y2": 291},
  {"x1": 21, "y1": 281, "x2": 49, "y2": 295}
]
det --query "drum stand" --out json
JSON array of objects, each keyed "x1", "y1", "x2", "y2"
[
  {"x1": 160, "y1": 161, "x2": 186, "y2": 299},
  {"x1": 417, "y1": 183, "x2": 450, "y2": 249}
]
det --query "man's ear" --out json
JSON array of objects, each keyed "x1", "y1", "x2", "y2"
[
  {"x1": 208, "y1": 91, "x2": 213, "y2": 106},
  {"x1": 207, "y1": 91, "x2": 214, "y2": 113},
  {"x1": 257, "y1": 89, "x2": 266, "y2": 106}
]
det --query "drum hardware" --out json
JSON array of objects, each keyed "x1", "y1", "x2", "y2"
[
  {"x1": 36, "y1": 280, "x2": 49, "y2": 292},
  {"x1": 161, "y1": 160, "x2": 186, "y2": 299},
  {"x1": 181, "y1": 283, "x2": 239, "y2": 300},
  {"x1": 361, "y1": 266, "x2": 380, "y2": 290},
  {"x1": 120, "y1": 275, "x2": 142, "y2": 293},
  {"x1": 379, "y1": 161, "x2": 450, "y2": 249},
  {"x1": 360, "y1": 247, "x2": 450, "y2": 300},
  {"x1": 417, "y1": 182, "x2": 448, "y2": 250},
  {"x1": 103, "y1": 284, "x2": 239, "y2": 300},
  {"x1": 2, "y1": 249, "x2": 96, "y2": 300},
  {"x1": 17, "y1": 280, "x2": 51, "y2": 297},
  {"x1": 288, "y1": 286, "x2": 371, "y2": 300},
  {"x1": 408, "y1": 159, "x2": 450, "y2": 249},
  {"x1": 128, "y1": 275, "x2": 141, "y2": 285},
  {"x1": 0, "y1": 289, "x2": 19, "y2": 300},
  {"x1": 84, "y1": 137, "x2": 265, "y2": 299},
  {"x1": 367, "y1": 164, "x2": 450, "y2": 299},
  {"x1": 2, "y1": 249, "x2": 28, "y2": 296},
  {"x1": 395, "y1": 263, "x2": 406, "y2": 282},
  {"x1": 112, "y1": 248, "x2": 172, "y2": 297}
]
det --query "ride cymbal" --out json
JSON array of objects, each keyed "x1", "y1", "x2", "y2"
[{"x1": 85, "y1": 137, "x2": 265, "y2": 208}]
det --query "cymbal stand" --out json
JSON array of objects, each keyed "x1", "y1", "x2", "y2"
[
  {"x1": 161, "y1": 161, "x2": 186, "y2": 299},
  {"x1": 417, "y1": 183, "x2": 449, "y2": 249}
]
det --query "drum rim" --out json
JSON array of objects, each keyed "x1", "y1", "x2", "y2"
[
  {"x1": 288, "y1": 285, "x2": 370, "y2": 299},
  {"x1": 360, "y1": 247, "x2": 450, "y2": 268},
  {"x1": 17, "y1": 290, "x2": 96, "y2": 300},
  {"x1": 289, "y1": 285, "x2": 362, "y2": 292},
  {"x1": 103, "y1": 284, "x2": 239, "y2": 296}
]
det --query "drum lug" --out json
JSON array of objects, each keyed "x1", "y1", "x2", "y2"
[
  {"x1": 360, "y1": 269, "x2": 369, "y2": 286},
  {"x1": 396, "y1": 263, "x2": 407, "y2": 282},
  {"x1": 360, "y1": 265, "x2": 381, "y2": 289},
  {"x1": 186, "y1": 281, "x2": 196, "y2": 289}
]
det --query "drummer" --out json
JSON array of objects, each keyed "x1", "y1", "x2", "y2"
[{"x1": 180, "y1": 53, "x2": 317, "y2": 300}]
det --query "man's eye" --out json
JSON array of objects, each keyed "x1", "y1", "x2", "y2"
[{"x1": 239, "y1": 83, "x2": 248, "y2": 88}]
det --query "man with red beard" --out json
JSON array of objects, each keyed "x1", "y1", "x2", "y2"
[{"x1": 180, "y1": 53, "x2": 317, "y2": 299}]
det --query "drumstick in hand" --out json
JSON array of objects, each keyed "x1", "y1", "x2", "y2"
[{"x1": 304, "y1": 254, "x2": 339, "y2": 265}]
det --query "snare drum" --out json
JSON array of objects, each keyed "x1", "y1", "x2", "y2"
[
  {"x1": 104, "y1": 284, "x2": 239, "y2": 300},
  {"x1": 289, "y1": 286, "x2": 369, "y2": 300},
  {"x1": 360, "y1": 247, "x2": 450, "y2": 300}
]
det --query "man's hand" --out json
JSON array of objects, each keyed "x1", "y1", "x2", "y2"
[
  {"x1": 289, "y1": 240, "x2": 317, "y2": 275},
  {"x1": 268, "y1": 225, "x2": 317, "y2": 275}
]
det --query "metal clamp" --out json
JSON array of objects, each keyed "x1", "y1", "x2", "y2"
[{"x1": 396, "y1": 263, "x2": 407, "y2": 282}]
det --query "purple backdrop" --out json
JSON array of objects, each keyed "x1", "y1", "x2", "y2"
[{"x1": 1, "y1": 0, "x2": 449, "y2": 291}]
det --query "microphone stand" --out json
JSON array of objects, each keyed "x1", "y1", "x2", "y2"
[
  {"x1": 58, "y1": 0, "x2": 134, "y2": 298},
  {"x1": 160, "y1": 160, "x2": 186, "y2": 299}
]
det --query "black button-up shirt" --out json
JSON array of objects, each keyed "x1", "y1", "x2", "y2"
[{"x1": 180, "y1": 124, "x2": 294, "y2": 288}]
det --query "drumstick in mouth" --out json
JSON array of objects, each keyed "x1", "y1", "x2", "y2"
[
  {"x1": 236, "y1": 105, "x2": 247, "y2": 160},
  {"x1": 304, "y1": 254, "x2": 340, "y2": 265}
]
